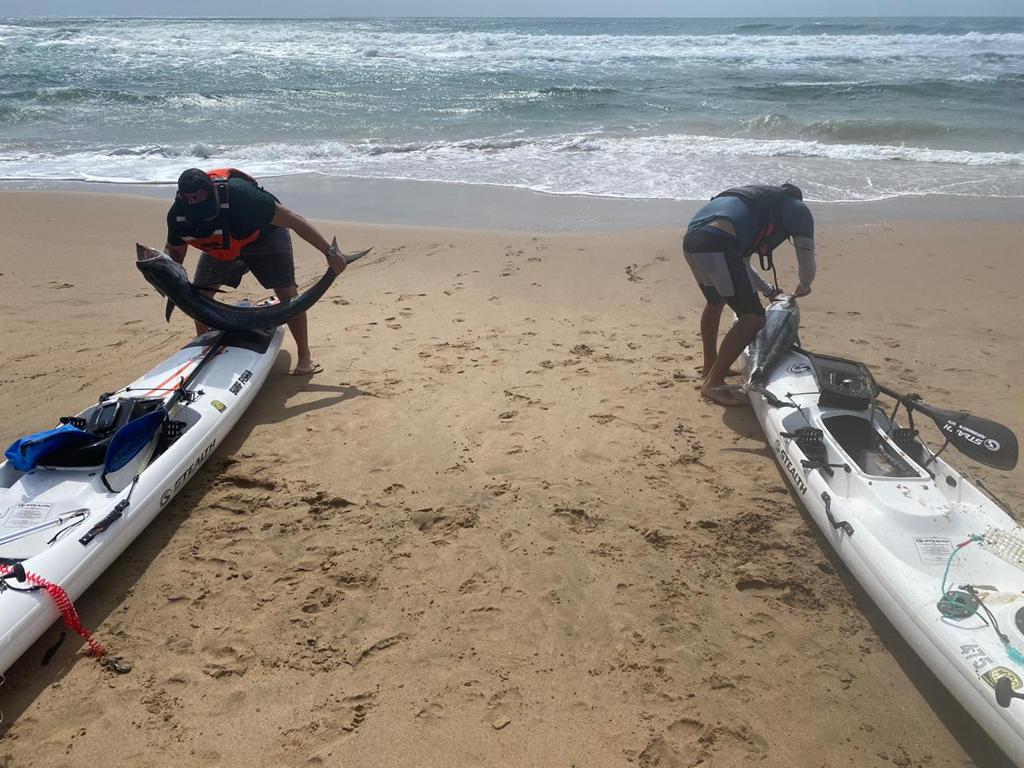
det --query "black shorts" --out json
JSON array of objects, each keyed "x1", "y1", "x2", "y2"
[
  {"x1": 193, "y1": 227, "x2": 295, "y2": 290},
  {"x1": 682, "y1": 228, "x2": 764, "y2": 317}
]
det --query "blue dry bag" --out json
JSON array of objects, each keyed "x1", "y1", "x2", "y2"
[{"x1": 4, "y1": 424, "x2": 96, "y2": 472}]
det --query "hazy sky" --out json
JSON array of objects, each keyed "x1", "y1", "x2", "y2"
[{"x1": 3, "y1": 1, "x2": 1021, "y2": 17}]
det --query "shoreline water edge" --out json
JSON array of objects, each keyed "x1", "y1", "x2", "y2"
[{"x1": 5, "y1": 176, "x2": 1024, "y2": 231}]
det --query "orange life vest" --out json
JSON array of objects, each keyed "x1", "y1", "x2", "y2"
[{"x1": 176, "y1": 168, "x2": 263, "y2": 261}]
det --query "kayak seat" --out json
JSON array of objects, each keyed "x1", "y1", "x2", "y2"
[
  {"x1": 41, "y1": 397, "x2": 166, "y2": 469},
  {"x1": 891, "y1": 428, "x2": 929, "y2": 466},
  {"x1": 822, "y1": 415, "x2": 920, "y2": 478}
]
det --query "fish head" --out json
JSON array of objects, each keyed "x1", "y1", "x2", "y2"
[
  {"x1": 765, "y1": 295, "x2": 800, "y2": 325},
  {"x1": 135, "y1": 243, "x2": 189, "y2": 296}
]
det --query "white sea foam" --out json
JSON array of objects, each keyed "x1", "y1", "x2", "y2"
[
  {"x1": 2, "y1": 132, "x2": 1023, "y2": 202},
  {"x1": 10, "y1": 21, "x2": 1024, "y2": 74}
]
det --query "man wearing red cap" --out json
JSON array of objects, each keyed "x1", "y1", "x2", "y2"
[{"x1": 165, "y1": 168, "x2": 346, "y2": 375}]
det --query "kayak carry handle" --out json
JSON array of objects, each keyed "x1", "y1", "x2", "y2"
[{"x1": 822, "y1": 492, "x2": 854, "y2": 536}]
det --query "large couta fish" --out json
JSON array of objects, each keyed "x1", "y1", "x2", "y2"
[
  {"x1": 745, "y1": 296, "x2": 800, "y2": 389},
  {"x1": 136, "y1": 241, "x2": 370, "y2": 333}
]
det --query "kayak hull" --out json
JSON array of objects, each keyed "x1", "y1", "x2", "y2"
[
  {"x1": 746, "y1": 346, "x2": 1024, "y2": 765},
  {"x1": 0, "y1": 327, "x2": 283, "y2": 674}
]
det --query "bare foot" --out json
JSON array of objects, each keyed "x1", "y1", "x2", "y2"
[
  {"x1": 700, "y1": 367, "x2": 742, "y2": 379},
  {"x1": 700, "y1": 384, "x2": 748, "y2": 407},
  {"x1": 695, "y1": 368, "x2": 743, "y2": 390},
  {"x1": 290, "y1": 361, "x2": 323, "y2": 376}
]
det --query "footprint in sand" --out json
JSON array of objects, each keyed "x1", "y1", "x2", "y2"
[
  {"x1": 415, "y1": 702, "x2": 445, "y2": 722},
  {"x1": 625, "y1": 264, "x2": 645, "y2": 282},
  {"x1": 458, "y1": 573, "x2": 490, "y2": 594},
  {"x1": 551, "y1": 506, "x2": 601, "y2": 532},
  {"x1": 198, "y1": 639, "x2": 251, "y2": 679},
  {"x1": 639, "y1": 718, "x2": 768, "y2": 768}
]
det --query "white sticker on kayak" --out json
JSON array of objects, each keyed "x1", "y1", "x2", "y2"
[
  {"x1": 914, "y1": 536, "x2": 954, "y2": 566},
  {"x1": 5, "y1": 502, "x2": 54, "y2": 528}
]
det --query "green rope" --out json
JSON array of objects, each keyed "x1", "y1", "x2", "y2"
[
  {"x1": 1008, "y1": 644, "x2": 1024, "y2": 667},
  {"x1": 941, "y1": 535, "x2": 984, "y2": 596}
]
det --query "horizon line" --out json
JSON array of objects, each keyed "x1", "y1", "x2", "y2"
[{"x1": 4, "y1": 14, "x2": 1024, "y2": 20}]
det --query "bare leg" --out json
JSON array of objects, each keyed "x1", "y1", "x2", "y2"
[
  {"x1": 700, "y1": 301, "x2": 725, "y2": 378},
  {"x1": 274, "y1": 286, "x2": 317, "y2": 374},
  {"x1": 699, "y1": 302, "x2": 743, "y2": 380},
  {"x1": 701, "y1": 313, "x2": 764, "y2": 406}
]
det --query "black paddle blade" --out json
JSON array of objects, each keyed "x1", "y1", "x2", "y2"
[
  {"x1": 164, "y1": 298, "x2": 175, "y2": 323},
  {"x1": 926, "y1": 406, "x2": 1019, "y2": 471}
]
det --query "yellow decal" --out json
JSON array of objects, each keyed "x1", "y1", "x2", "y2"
[
  {"x1": 982, "y1": 667, "x2": 1022, "y2": 691},
  {"x1": 211, "y1": 400, "x2": 227, "y2": 413}
]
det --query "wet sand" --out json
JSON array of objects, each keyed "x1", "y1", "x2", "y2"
[{"x1": 0, "y1": 189, "x2": 1022, "y2": 767}]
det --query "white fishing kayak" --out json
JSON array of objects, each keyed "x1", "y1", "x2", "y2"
[
  {"x1": 745, "y1": 344, "x2": 1024, "y2": 764},
  {"x1": 0, "y1": 326, "x2": 283, "y2": 673}
]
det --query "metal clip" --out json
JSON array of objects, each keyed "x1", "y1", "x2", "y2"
[{"x1": 100, "y1": 656, "x2": 132, "y2": 674}]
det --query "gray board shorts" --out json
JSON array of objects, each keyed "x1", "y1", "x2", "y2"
[{"x1": 682, "y1": 227, "x2": 764, "y2": 317}]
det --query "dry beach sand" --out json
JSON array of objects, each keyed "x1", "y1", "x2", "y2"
[{"x1": 1, "y1": 189, "x2": 1023, "y2": 767}]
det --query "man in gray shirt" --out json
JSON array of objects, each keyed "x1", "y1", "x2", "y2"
[{"x1": 683, "y1": 183, "x2": 817, "y2": 406}]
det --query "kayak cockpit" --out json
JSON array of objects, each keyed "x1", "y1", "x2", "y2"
[
  {"x1": 822, "y1": 414, "x2": 923, "y2": 479},
  {"x1": 40, "y1": 397, "x2": 168, "y2": 469}
]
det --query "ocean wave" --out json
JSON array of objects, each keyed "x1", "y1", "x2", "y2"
[
  {"x1": 735, "y1": 76, "x2": 1024, "y2": 101},
  {"x1": 5, "y1": 19, "x2": 1023, "y2": 73},
  {"x1": 538, "y1": 85, "x2": 622, "y2": 97},
  {"x1": 579, "y1": 134, "x2": 1024, "y2": 166},
  {"x1": 0, "y1": 86, "x2": 253, "y2": 110},
  {"x1": 950, "y1": 72, "x2": 1024, "y2": 84},
  {"x1": 0, "y1": 86, "x2": 152, "y2": 105},
  {"x1": 738, "y1": 113, "x2": 959, "y2": 145},
  {"x1": 361, "y1": 137, "x2": 538, "y2": 155},
  {"x1": 804, "y1": 118, "x2": 954, "y2": 144},
  {"x1": 731, "y1": 23, "x2": 779, "y2": 32},
  {"x1": 970, "y1": 51, "x2": 1024, "y2": 63},
  {"x1": 738, "y1": 114, "x2": 801, "y2": 134},
  {"x1": 2, "y1": 133, "x2": 1022, "y2": 203},
  {"x1": 6, "y1": 132, "x2": 1024, "y2": 170},
  {"x1": 101, "y1": 143, "x2": 217, "y2": 159}
]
